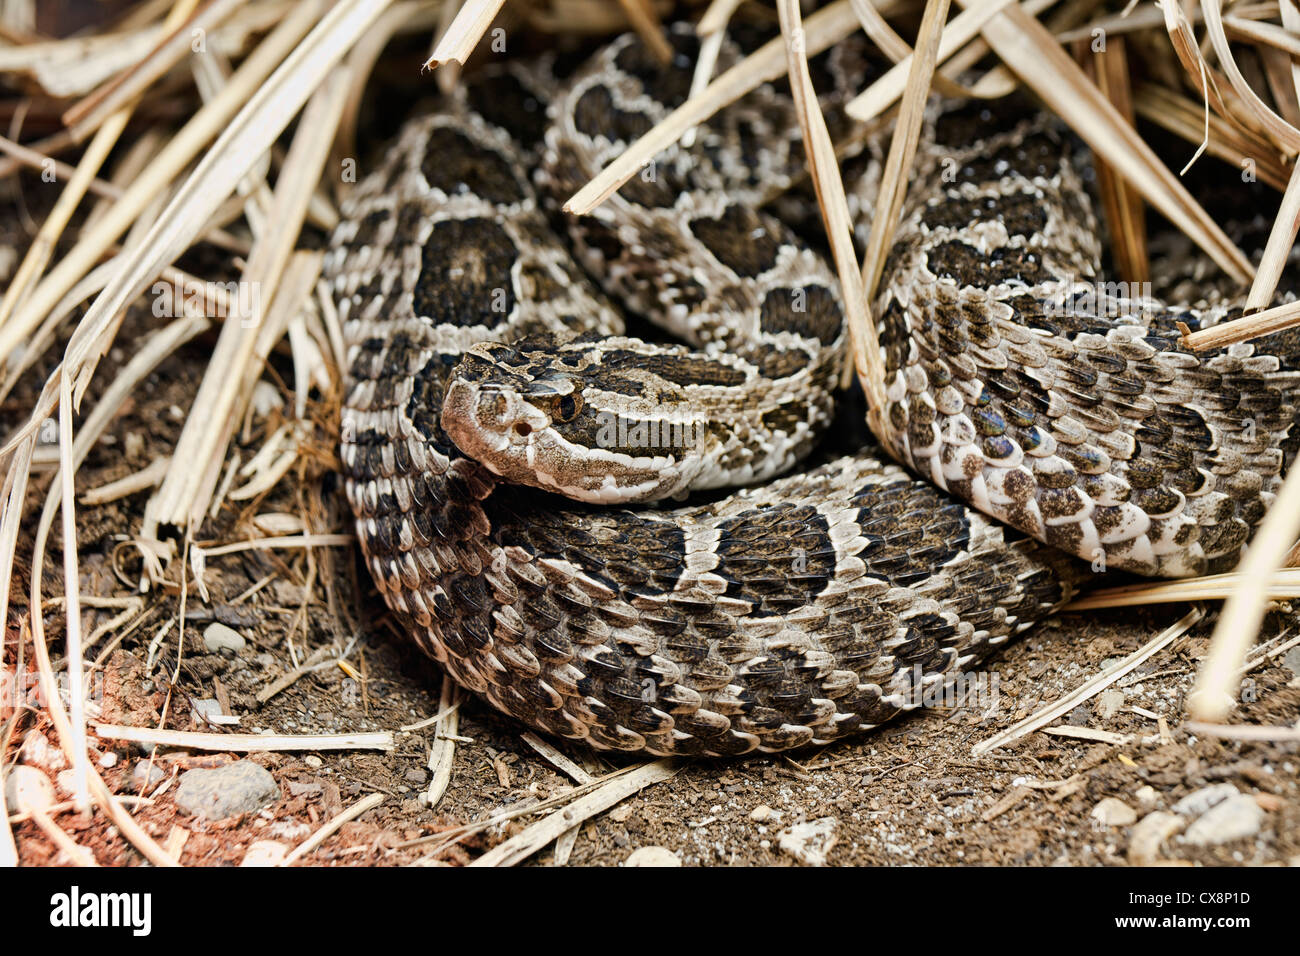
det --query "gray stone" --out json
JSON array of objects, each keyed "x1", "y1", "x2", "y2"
[
  {"x1": 240, "y1": 840, "x2": 289, "y2": 867},
  {"x1": 175, "y1": 760, "x2": 278, "y2": 820},
  {"x1": 1285, "y1": 648, "x2": 1300, "y2": 687},
  {"x1": 20, "y1": 730, "x2": 66, "y2": 771},
  {"x1": 55, "y1": 769, "x2": 77, "y2": 795},
  {"x1": 1128, "y1": 811, "x2": 1185, "y2": 866},
  {"x1": 1173, "y1": 783, "x2": 1238, "y2": 817},
  {"x1": 131, "y1": 761, "x2": 166, "y2": 792},
  {"x1": 1091, "y1": 797, "x2": 1137, "y2": 827},
  {"x1": 777, "y1": 817, "x2": 838, "y2": 866},
  {"x1": 624, "y1": 846, "x2": 681, "y2": 867},
  {"x1": 1183, "y1": 795, "x2": 1264, "y2": 846},
  {"x1": 190, "y1": 698, "x2": 223, "y2": 724},
  {"x1": 203, "y1": 622, "x2": 246, "y2": 655},
  {"x1": 4, "y1": 765, "x2": 55, "y2": 813},
  {"x1": 1095, "y1": 688, "x2": 1126, "y2": 720}
]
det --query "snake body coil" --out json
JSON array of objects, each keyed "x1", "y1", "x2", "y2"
[{"x1": 330, "y1": 30, "x2": 1300, "y2": 755}]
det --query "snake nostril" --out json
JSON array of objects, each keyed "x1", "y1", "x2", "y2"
[{"x1": 513, "y1": 423, "x2": 532, "y2": 437}]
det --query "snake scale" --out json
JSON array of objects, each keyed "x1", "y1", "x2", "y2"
[{"x1": 329, "y1": 26, "x2": 1300, "y2": 756}]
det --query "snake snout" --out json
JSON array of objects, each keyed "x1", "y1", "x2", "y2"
[{"x1": 442, "y1": 378, "x2": 550, "y2": 462}]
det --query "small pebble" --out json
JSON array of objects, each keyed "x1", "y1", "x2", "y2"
[
  {"x1": 777, "y1": 817, "x2": 838, "y2": 866},
  {"x1": 749, "y1": 804, "x2": 773, "y2": 822},
  {"x1": 1095, "y1": 688, "x2": 1125, "y2": 720},
  {"x1": 250, "y1": 381, "x2": 282, "y2": 418},
  {"x1": 1128, "y1": 811, "x2": 1185, "y2": 866},
  {"x1": 20, "y1": 730, "x2": 66, "y2": 771},
  {"x1": 56, "y1": 769, "x2": 80, "y2": 795},
  {"x1": 608, "y1": 804, "x2": 632, "y2": 823},
  {"x1": 4, "y1": 765, "x2": 55, "y2": 813},
  {"x1": 131, "y1": 761, "x2": 166, "y2": 792},
  {"x1": 403, "y1": 768, "x2": 428, "y2": 786},
  {"x1": 1283, "y1": 646, "x2": 1300, "y2": 681},
  {"x1": 624, "y1": 846, "x2": 681, "y2": 867},
  {"x1": 1173, "y1": 782, "x2": 1238, "y2": 817},
  {"x1": 240, "y1": 840, "x2": 289, "y2": 867},
  {"x1": 1091, "y1": 797, "x2": 1137, "y2": 827},
  {"x1": 303, "y1": 755, "x2": 323, "y2": 769},
  {"x1": 1183, "y1": 794, "x2": 1264, "y2": 847},
  {"x1": 203, "y1": 622, "x2": 247, "y2": 655},
  {"x1": 98, "y1": 751, "x2": 118, "y2": 769},
  {"x1": 175, "y1": 760, "x2": 279, "y2": 820},
  {"x1": 191, "y1": 698, "x2": 224, "y2": 724},
  {"x1": 1134, "y1": 785, "x2": 1158, "y2": 806}
]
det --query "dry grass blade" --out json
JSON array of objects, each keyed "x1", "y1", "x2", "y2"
[
  {"x1": 847, "y1": 0, "x2": 991, "y2": 109},
  {"x1": 1083, "y1": 35, "x2": 1148, "y2": 285},
  {"x1": 972, "y1": 608, "x2": 1204, "y2": 756},
  {"x1": 1041, "y1": 725, "x2": 1134, "y2": 745},
  {"x1": 0, "y1": 0, "x2": 325, "y2": 378},
  {"x1": 63, "y1": 0, "x2": 237, "y2": 141},
  {"x1": 141, "y1": 43, "x2": 357, "y2": 538},
  {"x1": 1246, "y1": 160, "x2": 1300, "y2": 311},
  {"x1": 0, "y1": 136, "x2": 119, "y2": 200},
  {"x1": 197, "y1": 534, "x2": 353, "y2": 558},
  {"x1": 520, "y1": 732, "x2": 594, "y2": 785},
  {"x1": 24, "y1": 314, "x2": 207, "y2": 805},
  {"x1": 468, "y1": 760, "x2": 678, "y2": 866},
  {"x1": 859, "y1": 0, "x2": 951, "y2": 302},
  {"x1": 28, "y1": 806, "x2": 99, "y2": 866},
  {"x1": 0, "y1": 0, "x2": 206, "y2": 330},
  {"x1": 282, "y1": 792, "x2": 385, "y2": 865},
  {"x1": 1183, "y1": 721, "x2": 1300, "y2": 743},
  {"x1": 0, "y1": 118, "x2": 126, "y2": 328},
  {"x1": 1223, "y1": 14, "x2": 1300, "y2": 58},
  {"x1": 1202, "y1": 0, "x2": 1300, "y2": 153},
  {"x1": 1181, "y1": 297, "x2": 1300, "y2": 350},
  {"x1": 1132, "y1": 83, "x2": 1290, "y2": 192},
  {"x1": 565, "y1": 0, "x2": 887, "y2": 215},
  {"x1": 774, "y1": 0, "x2": 887, "y2": 436},
  {"x1": 1067, "y1": 568, "x2": 1300, "y2": 610},
  {"x1": 963, "y1": 0, "x2": 1252, "y2": 282},
  {"x1": 614, "y1": 0, "x2": 673, "y2": 64},
  {"x1": 426, "y1": 0, "x2": 506, "y2": 68},
  {"x1": 0, "y1": 766, "x2": 18, "y2": 867},
  {"x1": 39, "y1": 0, "x2": 216, "y2": 814},
  {"x1": 57, "y1": 371, "x2": 90, "y2": 809},
  {"x1": 697, "y1": 0, "x2": 746, "y2": 35},
  {"x1": 93, "y1": 725, "x2": 395, "y2": 751},
  {"x1": 1160, "y1": 0, "x2": 1233, "y2": 122},
  {"x1": 1189, "y1": 462, "x2": 1300, "y2": 722},
  {"x1": 844, "y1": 0, "x2": 1024, "y2": 123},
  {"x1": 27, "y1": 551, "x2": 179, "y2": 866},
  {"x1": 426, "y1": 675, "x2": 461, "y2": 808}
]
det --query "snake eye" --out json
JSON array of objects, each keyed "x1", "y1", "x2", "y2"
[{"x1": 555, "y1": 393, "x2": 581, "y2": 422}]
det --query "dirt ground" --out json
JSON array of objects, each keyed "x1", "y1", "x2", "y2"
[{"x1": 4, "y1": 300, "x2": 1298, "y2": 868}]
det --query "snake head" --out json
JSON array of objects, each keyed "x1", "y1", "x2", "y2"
[{"x1": 441, "y1": 339, "x2": 707, "y2": 504}]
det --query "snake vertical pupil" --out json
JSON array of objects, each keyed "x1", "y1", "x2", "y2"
[{"x1": 557, "y1": 394, "x2": 579, "y2": 421}]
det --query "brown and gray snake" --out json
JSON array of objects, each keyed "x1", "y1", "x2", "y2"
[{"x1": 328, "y1": 26, "x2": 1300, "y2": 756}]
